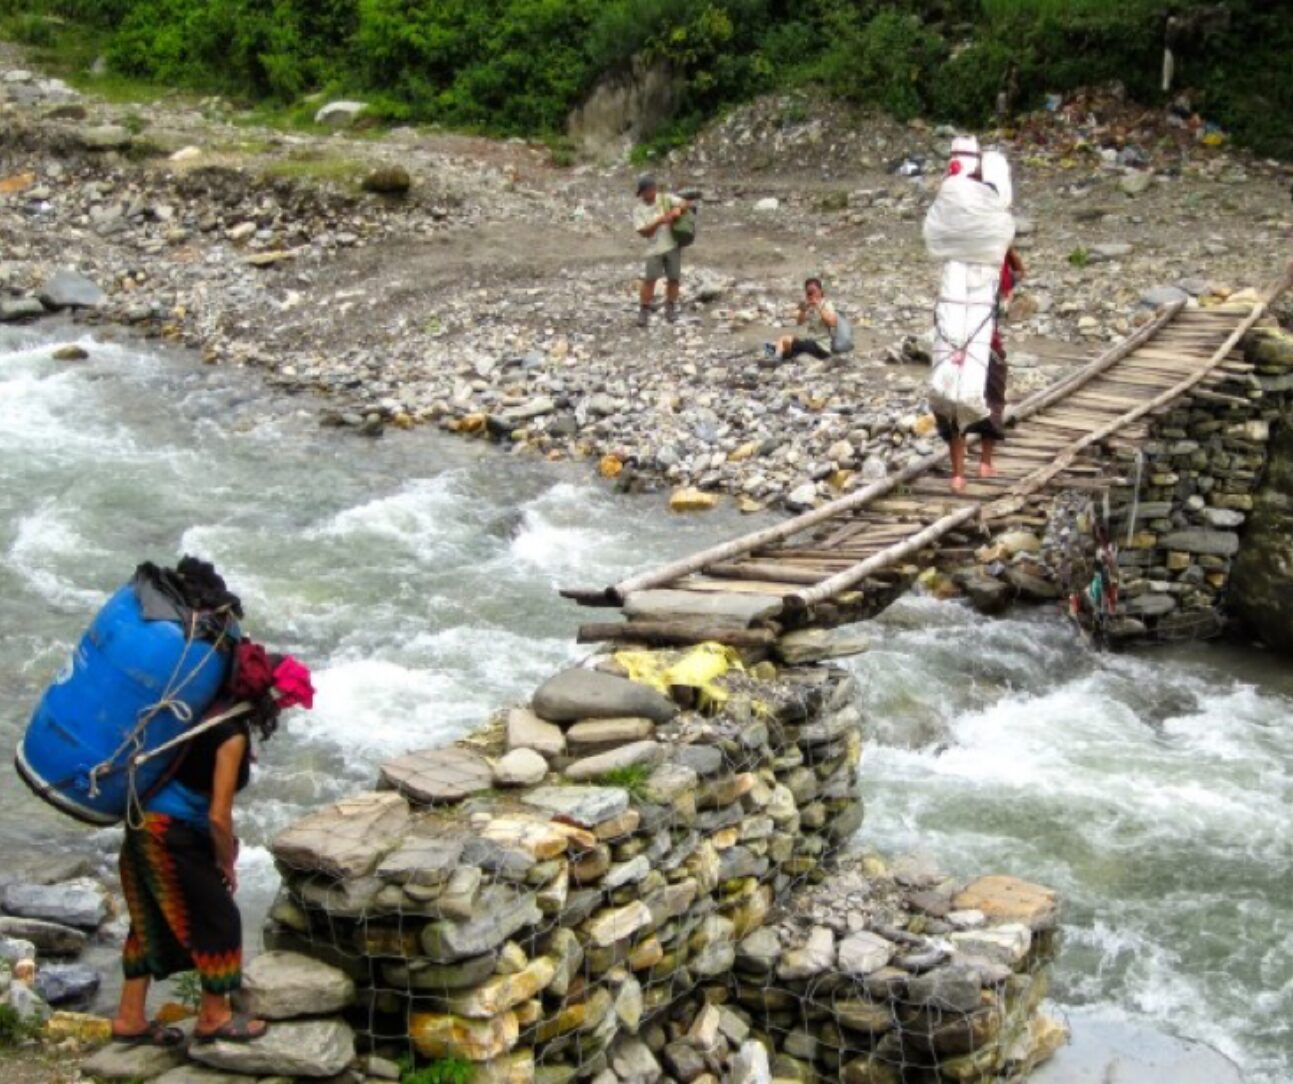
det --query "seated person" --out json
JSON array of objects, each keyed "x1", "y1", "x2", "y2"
[{"x1": 769, "y1": 278, "x2": 852, "y2": 360}]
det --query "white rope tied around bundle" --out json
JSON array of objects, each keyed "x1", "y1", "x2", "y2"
[{"x1": 84, "y1": 608, "x2": 234, "y2": 830}]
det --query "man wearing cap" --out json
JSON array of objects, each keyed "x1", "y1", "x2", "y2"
[{"x1": 633, "y1": 174, "x2": 693, "y2": 328}]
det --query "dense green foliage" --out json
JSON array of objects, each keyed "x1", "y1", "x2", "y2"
[{"x1": 1, "y1": 0, "x2": 1290, "y2": 156}]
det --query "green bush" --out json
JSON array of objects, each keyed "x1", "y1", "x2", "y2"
[
  {"x1": 817, "y1": 8, "x2": 946, "y2": 120},
  {"x1": 928, "y1": 37, "x2": 1016, "y2": 125},
  {"x1": 0, "y1": 0, "x2": 1289, "y2": 158}
]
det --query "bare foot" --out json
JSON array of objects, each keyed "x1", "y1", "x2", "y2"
[
  {"x1": 979, "y1": 464, "x2": 998, "y2": 478},
  {"x1": 950, "y1": 475, "x2": 966, "y2": 493}
]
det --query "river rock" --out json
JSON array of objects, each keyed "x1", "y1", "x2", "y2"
[
  {"x1": 1, "y1": 878, "x2": 109, "y2": 929},
  {"x1": 1119, "y1": 172, "x2": 1153, "y2": 196},
  {"x1": 82, "y1": 1039, "x2": 187, "y2": 1080},
  {"x1": 38, "y1": 269, "x2": 105, "y2": 309},
  {"x1": 78, "y1": 125, "x2": 132, "y2": 151},
  {"x1": 1158, "y1": 529, "x2": 1239, "y2": 556},
  {"x1": 270, "y1": 791, "x2": 411, "y2": 879},
  {"x1": 33, "y1": 963, "x2": 100, "y2": 1004},
  {"x1": 420, "y1": 885, "x2": 540, "y2": 962},
  {"x1": 524, "y1": 785, "x2": 629, "y2": 826},
  {"x1": 776, "y1": 926, "x2": 835, "y2": 981},
  {"x1": 0, "y1": 936, "x2": 34, "y2": 963},
  {"x1": 564, "y1": 740, "x2": 665, "y2": 782},
  {"x1": 566, "y1": 717, "x2": 656, "y2": 750},
  {"x1": 730, "y1": 1040, "x2": 772, "y2": 1084},
  {"x1": 410, "y1": 1009, "x2": 518, "y2": 1061},
  {"x1": 506, "y1": 708, "x2": 566, "y2": 757},
  {"x1": 379, "y1": 747, "x2": 494, "y2": 804},
  {"x1": 153, "y1": 1068, "x2": 253, "y2": 1084},
  {"x1": 362, "y1": 166, "x2": 412, "y2": 195},
  {"x1": 837, "y1": 931, "x2": 895, "y2": 976},
  {"x1": 1140, "y1": 285, "x2": 1189, "y2": 307},
  {"x1": 494, "y1": 748, "x2": 549, "y2": 786},
  {"x1": 0, "y1": 297, "x2": 45, "y2": 321},
  {"x1": 236, "y1": 951, "x2": 356, "y2": 1019},
  {"x1": 905, "y1": 963, "x2": 982, "y2": 1013},
  {"x1": 952, "y1": 875, "x2": 1059, "y2": 931},
  {"x1": 775, "y1": 626, "x2": 871, "y2": 663},
  {"x1": 0, "y1": 917, "x2": 86, "y2": 956},
  {"x1": 189, "y1": 1018, "x2": 354, "y2": 1077},
  {"x1": 314, "y1": 100, "x2": 368, "y2": 127},
  {"x1": 531, "y1": 667, "x2": 678, "y2": 724}
]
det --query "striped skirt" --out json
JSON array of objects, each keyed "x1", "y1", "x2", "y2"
[{"x1": 119, "y1": 814, "x2": 242, "y2": 995}]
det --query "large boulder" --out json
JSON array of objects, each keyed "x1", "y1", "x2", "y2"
[
  {"x1": 531, "y1": 667, "x2": 677, "y2": 724},
  {"x1": 1, "y1": 879, "x2": 110, "y2": 929},
  {"x1": 38, "y1": 269, "x2": 105, "y2": 310},
  {"x1": 1231, "y1": 417, "x2": 1293, "y2": 653},
  {"x1": 188, "y1": 1018, "x2": 355, "y2": 1078}
]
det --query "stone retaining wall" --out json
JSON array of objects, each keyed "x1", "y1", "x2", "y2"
[
  {"x1": 945, "y1": 322, "x2": 1293, "y2": 648},
  {"x1": 251, "y1": 649, "x2": 1063, "y2": 1083},
  {"x1": 1100, "y1": 324, "x2": 1293, "y2": 642}
]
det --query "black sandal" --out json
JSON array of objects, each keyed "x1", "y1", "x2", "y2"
[
  {"x1": 112, "y1": 1021, "x2": 185, "y2": 1048},
  {"x1": 192, "y1": 1012, "x2": 267, "y2": 1045}
]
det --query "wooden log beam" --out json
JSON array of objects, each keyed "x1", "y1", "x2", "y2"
[{"x1": 577, "y1": 621, "x2": 778, "y2": 648}]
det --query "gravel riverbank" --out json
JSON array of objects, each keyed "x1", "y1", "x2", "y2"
[{"x1": 2, "y1": 55, "x2": 1291, "y2": 519}]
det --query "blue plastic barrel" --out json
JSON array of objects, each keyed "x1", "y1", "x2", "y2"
[{"x1": 15, "y1": 585, "x2": 234, "y2": 826}]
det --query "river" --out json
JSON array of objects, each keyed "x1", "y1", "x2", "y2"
[{"x1": 1, "y1": 327, "x2": 1289, "y2": 1081}]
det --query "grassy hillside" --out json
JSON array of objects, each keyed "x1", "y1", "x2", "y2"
[{"x1": 2, "y1": 0, "x2": 1290, "y2": 157}]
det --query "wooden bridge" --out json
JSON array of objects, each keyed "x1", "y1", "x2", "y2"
[{"x1": 563, "y1": 273, "x2": 1292, "y2": 648}]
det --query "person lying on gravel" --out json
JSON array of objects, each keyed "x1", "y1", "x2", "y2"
[
  {"x1": 767, "y1": 277, "x2": 854, "y2": 361},
  {"x1": 633, "y1": 173, "x2": 694, "y2": 327}
]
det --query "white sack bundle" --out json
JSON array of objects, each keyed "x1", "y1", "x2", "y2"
[{"x1": 922, "y1": 173, "x2": 1016, "y2": 267}]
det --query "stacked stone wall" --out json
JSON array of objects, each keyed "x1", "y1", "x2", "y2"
[
  {"x1": 251, "y1": 650, "x2": 1062, "y2": 1084},
  {"x1": 1102, "y1": 325, "x2": 1293, "y2": 642}
]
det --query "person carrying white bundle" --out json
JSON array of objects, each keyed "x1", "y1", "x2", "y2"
[{"x1": 923, "y1": 135, "x2": 1018, "y2": 492}]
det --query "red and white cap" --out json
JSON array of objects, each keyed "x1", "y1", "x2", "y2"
[{"x1": 947, "y1": 135, "x2": 982, "y2": 177}]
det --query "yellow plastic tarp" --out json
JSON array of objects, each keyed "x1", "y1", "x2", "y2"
[{"x1": 614, "y1": 642, "x2": 744, "y2": 711}]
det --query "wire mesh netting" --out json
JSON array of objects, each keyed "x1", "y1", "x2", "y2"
[{"x1": 260, "y1": 656, "x2": 1063, "y2": 1082}]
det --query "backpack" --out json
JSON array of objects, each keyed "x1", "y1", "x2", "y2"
[
  {"x1": 667, "y1": 195, "x2": 697, "y2": 248},
  {"x1": 830, "y1": 311, "x2": 854, "y2": 354}
]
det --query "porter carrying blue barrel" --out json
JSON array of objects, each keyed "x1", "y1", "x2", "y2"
[{"x1": 15, "y1": 558, "x2": 242, "y2": 826}]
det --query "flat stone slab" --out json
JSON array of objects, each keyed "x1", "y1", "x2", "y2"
[
  {"x1": 776, "y1": 626, "x2": 872, "y2": 664},
  {"x1": 1159, "y1": 529, "x2": 1239, "y2": 556},
  {"x1": 271, "y1": 791, "x2": 411, "y2": 880},
  {"x1": 188, "y1": 1018, "x2": 355, "y2": 1078},
  {"x1": 153, "y1": 1068, "x2": 253, "y2": 1084},
  {"x1": 375, "y1": 834, "x2": 465, "y2": 888},
  {"x1": 1, "y1": 879, "x2": 109, "y2": 929},
  {"x1": 566, "y1": 717, "x2": 656, "y2": 749},
  {"x1": 379, "y1": 747, "x2": 493, "y2": 804},
  {"x1": 523, "y1": 785, "x2": 630, "y2": 828},
  {"x1": 531, "y1": 667, "x2": 678, "y2": 724},
  {"x1": 1032, "y1": 1008, "x2": 1241, "y2": 1084},
  {"x1": 0, "y1": 916, "x2": 87, "y2": 956},
  {"x1": 39, "y1": 268, "x2": 105, "y2": 308},
  {"x1": 420, "y1": 885, "x2": 541, "y2": 963},
  {"x1": 623, "y1": 589, "x2": 782, "y2": 626},
  {"x1": 236, "y1": 951, "x2": 356, "y2": 1020},
  {"x1": 952, "y1": 875, "x2": 1059, "y2": 932},
  {"x1": 564, "y1": 741, "x2": 666, "y2": 782},
  {"x1": 82, "y1": 1040, "x2": 187, "y2": 1080}
]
